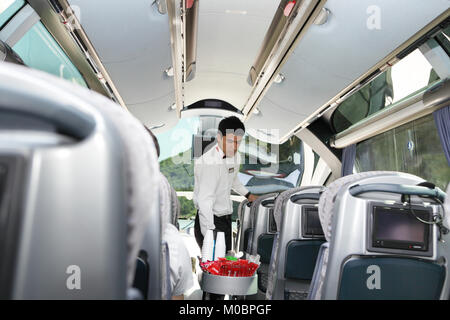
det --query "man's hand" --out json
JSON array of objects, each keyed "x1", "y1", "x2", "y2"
[{"x1": 247, "y1": 194, "x2": 259, "y2": 202}]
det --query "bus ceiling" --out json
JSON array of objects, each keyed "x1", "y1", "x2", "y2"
[{"x1": 13, "y1": 1, "x2": 450, "y2": 143}]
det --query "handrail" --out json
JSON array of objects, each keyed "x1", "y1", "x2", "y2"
[
  {"x1": 290, "y1": 193, "x2": 320, "y2": 203},
  {"x1": 349, "y1": 183, "x2": 446, "y2": 202}
]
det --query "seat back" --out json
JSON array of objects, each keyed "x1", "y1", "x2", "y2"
[
  {"x1": 238, "y1": 193, "x2": 276, "y2": 298},
  {"x1": 235, "y1": 199, "x2": 250, "y2": 252},
  {"x1": 266, "y1": 186, "x2": 325, "y2": 300},
  {"x1": 0, "y1": 63, "x2": 160, "y2": 299},
  {"x1": 132, "y1": 252, "x2": 150, "y2": 299},
  {"x1": 240, "y1": 193, "x2": 277, "y2": 255},
  {"x1": 137, "y1": 173, "x2": 173, "y2": 299},
  {"x1": 309, "y1": 171, "x2": 449, "y2": 300},
  {"x1": 248, "y1": 193, "x2": 278, "y2": 257}
]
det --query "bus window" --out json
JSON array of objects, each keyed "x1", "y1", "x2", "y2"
[
  {"x1": 12, "y1": 21, "x2": 87, "y2": 87},
  {"x1": 355, "y1": 114, "x2": 450, "y2": 190},
  {"x1": 0, "y1": 0, "x2": 24, "y2": 29},
  {"x1": 239, "y1": 135, "x2": 305, "y2": 194},
  {"x1": 332, "y1": 47, "x2": 441, "y2": 133}
]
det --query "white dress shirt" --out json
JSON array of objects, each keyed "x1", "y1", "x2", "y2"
[{"x1": 193, "y1": 143, "x2": 249, "y2": 236}]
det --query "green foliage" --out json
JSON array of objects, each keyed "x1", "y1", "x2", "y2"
[
  {"x1": 159, "y1": 149, "x2": 194, "y2": 191},
  {"x1": 178, "y1": 196, "x2": 197, "y2": 219},
  {"x1": 355, "y1": 114, "x2": 450, "y2": 190}
]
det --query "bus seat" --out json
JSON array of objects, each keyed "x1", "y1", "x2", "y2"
[
  {"x1": 308, "y1": 171, "x2": 449, "y2": 300},
  {"x1": 240, "y1": 193, "x2": 277, "y2": 255},
  {"x1": 238, "y1": 193, "x2": 277, "y2": 299},
  {"x1": 235, "y1": 199, "x2": 249, "y2": 252},
  {"x1": 132, "y1": 253, "x2": 149, "y2": 299},
  {"x1": 266, "y1": 186, "x2": 325, "y2": 300},
  {"x1": 0, "y1": 63, "x2": 160, "y2": 299},
  {"x1": 136, "y1": 173, "x2": 177, "y2": 300},
  {"x1": 248, "y1": 193, "x2": 278, "y2": 256}
]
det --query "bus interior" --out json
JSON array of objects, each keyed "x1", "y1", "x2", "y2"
[{"x1": 0, "y1": 0, "x2": 450, "y2": 301}]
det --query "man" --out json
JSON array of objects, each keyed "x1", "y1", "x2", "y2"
[{"x1": 193, "y1": 116, "x2": 258, "y2": 253}]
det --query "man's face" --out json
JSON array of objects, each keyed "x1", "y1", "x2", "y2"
[{"x1": 218, "y1": 132, "x2": 243, "y2": 157}]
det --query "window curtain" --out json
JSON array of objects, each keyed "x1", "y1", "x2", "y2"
[
  {"x1": 433, "y1": 105, "x2": 450, "y2": 166},
  {"x1": 341, "y1": 144, "x2": 356, "y2": 177}
]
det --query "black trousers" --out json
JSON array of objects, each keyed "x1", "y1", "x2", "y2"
[{"x1": 194, "y1": 211, "x2": 232, "y2": 253}]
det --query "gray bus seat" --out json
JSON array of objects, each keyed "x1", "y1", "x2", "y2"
[
  {"x1": 239, "y1": 193, "x2": 277, "y2": 255},
  {"x1": 308, "y1": 171, "x2": 449, "y2": 300},
  {"x1": 266, "y1": 186, "x2": 325, "y2": 300},
  {"x1": 247, "y1": 194, "x2": 278, "y2": 297},
  {"x1": 248, "y1": 193, "x2": 278, "y2": 256},
  {"x1": 132, "y1": 252, "x2": 150, "y2": 299},
  {"x1": 136, "y1": 172, "x2": 175, "y2": 300},
  {"x1": 235, "y1": 199, "x2": 250, "y2": 252},
  {"x1": 0, "y1": 63, "x2": 160, "y2": 299}
]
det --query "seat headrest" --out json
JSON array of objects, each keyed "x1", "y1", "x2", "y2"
[
  {"x1": 250, "y1": 193, "x2": 278, "y2": 220},
  {"x1": 238, "y1": 198, "x2": 249, "y2": 222},
  {"x1": 95, "y1": 86, "x2": 160, "y2": 288},
  {"x1": 318, "y1": 171, "x2": 400, "y2": 242},
  {"x1": 0, "y1": 63, "x2": 160, "y2": 292},
  {"x1": 273, "y1": 186, "x2": 323, "y2": 232}
]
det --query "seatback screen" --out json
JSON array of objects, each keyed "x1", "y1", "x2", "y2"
[
  {"x1": 303, "y1": 207, "x2": 324, "y2": 238},
  {"x1": 372, "y1": 206, "x2": 430, "y2": 252}
]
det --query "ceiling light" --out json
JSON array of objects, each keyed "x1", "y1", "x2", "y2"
[
  {"x1": 154, "y1": 0, "x2": 167, "y2": 14},
  {"x1": 169, "y1": 103, "x2": 177, "y2": 111},
  {"x1": 253, "y1": 108, "x2": 261, "y2": 115},
  {"x1": 314, "y1": 8, "x2": 330, "y2": 25},
  {"x1": 225, "y1": 9, "x2": 247, "y2": 15},
  {"x1": 273, "y1": 73, "x2": 285, "y2": 84},
  {"x1": 165, "y1": 66, "x2": 174, "y2": 77}
]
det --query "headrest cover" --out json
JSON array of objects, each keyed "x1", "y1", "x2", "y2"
[
  {"x1": 87, "y1": 89, "x2": 160, "y2": 289},
  {"x1": 273, "y1": 186, "x2": 323, "y2": 231},
  {"x1": 0, "y1": 64, "x2": 160, "y2": 288},
  {"x1": 250, "y1": 192, "x2": 278, "y2": 223},
  {"x1": 238, "y1": 198, "x2": 249, "y2": 222},
  {"x1": 318, "y1": 171, "x2": 398, "y2": 242}
]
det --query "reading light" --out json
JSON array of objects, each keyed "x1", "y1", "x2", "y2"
[
  {"x1": 225, "y1": 9, "x2": 247, "y2": 15},
  {"x1": 165, "y1": 66, "x2": 174, "y2": 77},
  {"x1": 273, "y1": 73, "x2": 285, "y2": 84},
  {"x1": 155, "y1": 0, "x2": 167, "y2": 14},
  {"x1": 169, "y1": 103, "x2": 176, "y2": 111},
  {"x1": 253, "y1": 108, "x2": 261, "y2": 115},
  {"x1": 314, "y1": 7, "x2": 330, "y2": 25}
]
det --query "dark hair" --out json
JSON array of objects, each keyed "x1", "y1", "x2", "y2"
[
  {"x1": 218, "y1": 116, "x2": 245, "y2": 137},
  {"x1": 144, "y1": 125, "x2": 160, "y2": 157}
]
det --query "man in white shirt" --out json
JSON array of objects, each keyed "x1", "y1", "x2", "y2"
[{"x1": 193, "y1": 116, "x2": 258, "y2": 252}]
